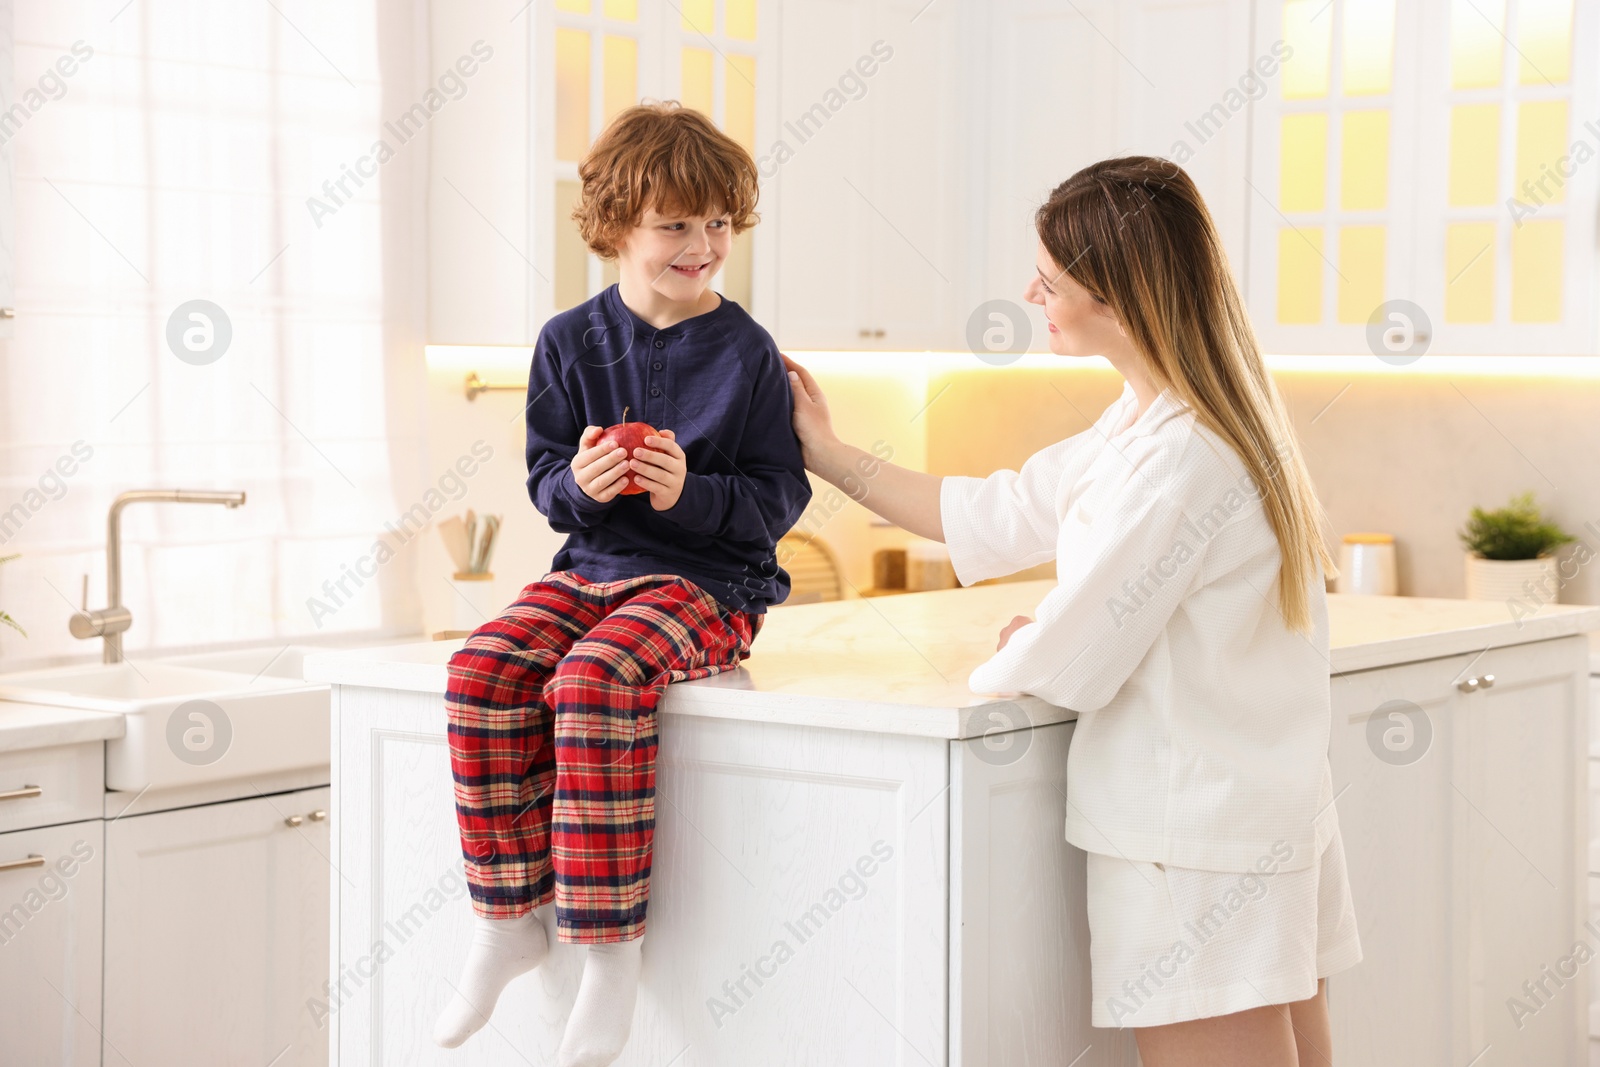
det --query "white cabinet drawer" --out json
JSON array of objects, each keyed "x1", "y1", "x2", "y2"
[{"x1": 0, "y1": 742, "x2": 104, "y2": 834}]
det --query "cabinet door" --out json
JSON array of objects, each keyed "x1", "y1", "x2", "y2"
[
  {"x1": 0, "y1": 819, "x2": 103, "y2": 1067},
  {"x1": 1113, "y1": 0, "x2": 1255, "y2": 269},
  {"x1": 1448, "y1": 637, "x2": 1587, "y2": 1063},
  {"x1": 773, "y1": 0, "x2": 969, "y2": 351},
  {"x1": 1244, "y1": 0, "x2": 1424, "y2": 355},
  {"x1": 333, "y1": 685, "x2": 951, "y2": 1066},
  {"x1": 950, "y1": 721, "x2": 1138, "y2": 1066},
  {"x1": 1247, "y1": 0, "x2": 1599, "y2": 354},
  {"x1": 1329, "y1": 637, "x2": 1587, "y2": 1066},
  {"x1": 104, "y1": 785, "x2": 331, "y2": 1067},
  {"x1": 1328, "y1": 649, "x2": 1459, "y2": 1064},
  {"x1": 1410, "y1": 0, "x2": 1600, "y2": 354},
  {"x1": 972, "y1": 0, "x2": 1123, "y2": 350},
  {"x1": 858, "y1": 0, "x2": 960, "y2": 350},
  {"x1": 772, "y1": 0, "x2": 874, "y2": 348}
]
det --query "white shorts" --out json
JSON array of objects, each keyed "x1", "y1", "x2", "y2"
[{"x1": 1086, "y1": 823, "x2": 1363, "y2": 1028}]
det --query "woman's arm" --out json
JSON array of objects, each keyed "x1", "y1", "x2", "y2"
[{"x1": 782, "y1": 356, "x2": 945, "y2": 542}]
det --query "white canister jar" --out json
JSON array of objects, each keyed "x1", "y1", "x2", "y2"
[
  {"x1": 1336, "y1": 533, "x2": 1397, "y2": 595},
  {"x1": 449, "y1": 572, "x2": 500, "y2": 632}
]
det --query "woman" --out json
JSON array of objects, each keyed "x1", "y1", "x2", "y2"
[{"x1": 782, "y1": 156, "x2": 1361, "y2": 1066}]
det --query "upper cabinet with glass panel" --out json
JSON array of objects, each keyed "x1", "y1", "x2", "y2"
[
  {"x1": 1247, "y1": 0, "x2": 1597, "y2": 354},
  {"x1": 1414, "y1": 0, "x2": 1595, "y2": 352}
]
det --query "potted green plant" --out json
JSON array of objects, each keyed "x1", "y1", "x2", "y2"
[
  {"x1": 1458, "y1": 492, "x2": 1574, "y2": 603},
  {"x1": 0, "y1": 554, "x2": 23, "y2": 637}
]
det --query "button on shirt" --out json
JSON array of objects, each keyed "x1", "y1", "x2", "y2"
[
  {"x1": 523, "y1": 285, "x2": 813, "y2": 614},
  {"x1": 939, "y1": 381, "x2": 1335, "y2": 873}
]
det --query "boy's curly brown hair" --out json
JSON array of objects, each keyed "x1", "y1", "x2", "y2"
[{"x1": 573, "y1": 101, "x2": 760, "y2": 259}]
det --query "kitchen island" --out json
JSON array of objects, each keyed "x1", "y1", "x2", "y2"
[{"x1": 306, "y1": 581, "x2": 1600, "y2": 1066}]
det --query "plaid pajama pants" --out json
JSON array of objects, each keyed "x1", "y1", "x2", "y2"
[{"x1": 445, "y1": 570, "x2": 761, "y2": 943}]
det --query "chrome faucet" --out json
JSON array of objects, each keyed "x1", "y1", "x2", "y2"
[{"x1": 70, "y1": 489, "x2": 247, "y2": 663}]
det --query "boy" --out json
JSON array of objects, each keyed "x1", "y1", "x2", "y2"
[{"x1": 435, "y1": 102, "x2": 812, "y2": 1066}]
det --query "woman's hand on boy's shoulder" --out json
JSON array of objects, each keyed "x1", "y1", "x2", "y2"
[
  {"x1": 780, "y1": 353, "x2": 837, "y2": 471},
  {"x1": 630, "y1": 428, "x2": 689, "y2": 512}
]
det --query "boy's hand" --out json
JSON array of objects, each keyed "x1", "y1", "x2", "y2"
[
  {"x1": 571, "y1": 425, "x2": 632, "y2": 503},
  {"x1": 629, "y1": 429, "x2": 688, "y2": 511}
]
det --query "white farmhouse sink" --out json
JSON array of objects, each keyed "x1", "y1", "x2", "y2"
[
  {"x1": 0, "y1": 661, "x2": 328, "y2": 791},
  {"x1": 164, "y1": 644, "x2": 324, "y2": 681}
]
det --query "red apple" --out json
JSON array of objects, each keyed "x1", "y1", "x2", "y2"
[{"x1": 596, "y1": 406, "x2": 660, "y2": 495}]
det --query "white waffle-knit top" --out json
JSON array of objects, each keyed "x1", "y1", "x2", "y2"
[{"x1": 940, "y1": 380, "x2": 1336, "y2": 873}]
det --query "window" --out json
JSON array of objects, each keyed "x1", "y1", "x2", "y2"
[{"x1": 1, "y1": 0, "x2": 406, "y2": 667}]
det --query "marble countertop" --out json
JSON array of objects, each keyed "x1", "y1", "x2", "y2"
[
  {"x1": 304, "y1": 581, "x2": 1600, "y2": 740},
  {"x1": 0, "y1": 701, "x2": 124, "y2": 753},
  {"x1": 1326, "y1": 591, "x2": 1600, "y2": 672}
]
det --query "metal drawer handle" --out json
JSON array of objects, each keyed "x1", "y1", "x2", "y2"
[
  {"x1": 1457, "y1": 673, "x2": 1497, "y2": 693},
  {"x1": 284, "y1": 814, "x2": 304, "y2": 828},
  {"x1": 308, "y1": 809, "x2": 327, "y2": 822},
  {"x1": 0, "y1": 854, "x2": 45, "y2": 873},
  {"x1": 0, "y1": 785, "x2": 42, "y2": 802}
]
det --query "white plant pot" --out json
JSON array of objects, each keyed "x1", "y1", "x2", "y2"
[{"x1": 1462, "y1": 552, "x2": 1558, "y2": 604}]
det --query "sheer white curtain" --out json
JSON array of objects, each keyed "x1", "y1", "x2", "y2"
[{"x1": 0, "y1": 0, "x2": 428, "y2": 668}]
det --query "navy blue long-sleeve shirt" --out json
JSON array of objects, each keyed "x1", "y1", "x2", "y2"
[{"x1": 524, "y1": 284, "x2": 813, "y2": 615}]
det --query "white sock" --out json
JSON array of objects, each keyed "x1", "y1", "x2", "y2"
[
  {"x1": 433, "y1": 909, "x2": 551, "y2": 1048},
  {"x1": 557, "y1": 937, "x2": 644, "y2": 1067}
]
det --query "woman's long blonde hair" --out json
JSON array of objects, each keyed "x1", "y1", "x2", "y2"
[{"x1": 1036, "y1": 156, "x2": 1337, "y2": 633}]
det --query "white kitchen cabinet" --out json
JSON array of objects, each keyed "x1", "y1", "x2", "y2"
[
  {"x1": 0, "y1": 818, "x2": 103, "y2": 1067},
  {"x1": 770, "y1": 0, "x2": 872, "y2": 349},
  {"x1": 1328, "y1": 635, "x2": 1589, "y2": 1065},
  {"x1": 103, "y1": 785, "x2": 332, "y2": 1067},
  {"x1": 960, "y1": 0, "x2": 1258, "y2": 350},
  {"x1": 1112, "y1": 0, "x2": 1256, "y2": 269},
  {"x1": 855, "y1": 0, "x2": 962, "y2": 349},
  {"x1": 318, "y1": 651, "x2": 1138, "y2": 1066},
  {"x1": 312, "y1": 588, "x2": 1598, "y2": 1064},
  {"x1": 772, "y1": 0, "x2": 965, "y2": 350},
  {"x1": 1246, "y1": 0, "x2": 1600, "y2": 355},
  {"x1": 968, "y1": 0, "x2": 1119, "y2": 343}
]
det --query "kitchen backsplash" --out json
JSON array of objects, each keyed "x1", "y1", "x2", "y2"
[{"x1": 419, "y1": 348, "x2": 1600, "y2": 634}]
